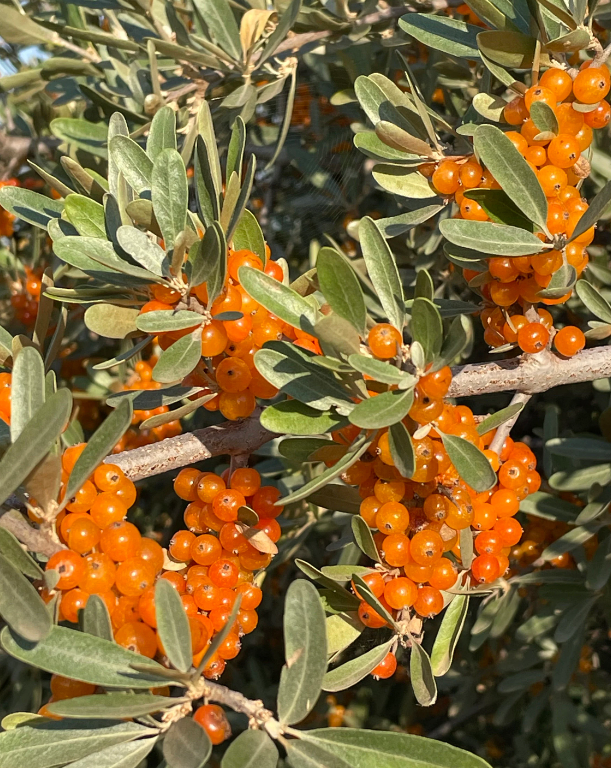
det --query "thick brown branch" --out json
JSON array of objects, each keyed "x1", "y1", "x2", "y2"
[
  {"x1": 0, "y1": 508, "x2": 64, "y2": 556},
  {"x1": 109, "y1": 408, "x2": 276, "y2": 481},
  {"x1": 448, "y1": 346, "x2": 611, "y2": 397},
  {"x1": 108, "y1": 347, "x2": 611, "y2": 481}
]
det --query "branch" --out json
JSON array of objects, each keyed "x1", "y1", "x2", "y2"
[
  {"x1": 109, "y1": 408, "x2": 276, "y2": 481},
  {"x1": 448, "y1": 346, "x2": 611, "y2": 397},
  {"x1": 107, "y1": 346, "x2": 611, "y2": 481},
  {"x1": 0, "y1": 508, "x2": 65, "y2": 556}
]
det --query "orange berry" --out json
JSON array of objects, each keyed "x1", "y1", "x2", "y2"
[
  {"x1": 93, "y1": 464, "x2": 126, "y2": 492},
  {"x1": 517, "y1": 322, "x2": 549, "y2": 353},
  {"x1": 538, "y1": 165, "x2": 567, "y2": 196},
  {"x1": 251, "y1": 485, "x2": 282, "y2": 518},
  {"x1": 50, "y1": 675, "x2": 96, "y2": 700},
  {"x1": 554, "y1": 325, "x2": 585, "y2": 356},
  {"x1": 216, "y1": 357, "x2": 252, "y2": 393},
  {"x1": 46, "y1": 550, "x2": 85, "y2": 591},
  {"x1": 429, "y1": 558, "x2": 457, "y2": 591},
  {"x1": 67, "y1": 516, "x2": 101, "y2": 555},
  {"x1": 174, "y1": 468, "x2": 203, "y2": 501},
  {"x1": 371, "y1": 652, "x2": 397, "y2": 679},
  {"x1": 410, "y1": 530, "x2": 443, "y2": 565},
  {"x1": 432, "y1": 160, "x2": 460, "y2": 195},
  {"x1": 547, "y1": 134, "x2": 580, "y2": 168},
  {"x1": 573, "y1": 65, "x2": 611, "y2": 104},
  {"x1": 471, "y1": 554, "x2": 501, "y2": 583},
  {"x1": 191, "y1": 534, "x2": 223, "y2": 565},
  {"x1": 503, "y1": 96, "x2": 528, "y2": 125},
  {"x1": 60, "y1": 588, "x2": 89, "y2": 623},
  {"x1": 115, "y1": 620, "x2": 157, "y2": 658},
  {"x1": 89, "y1": 492, "x2": 128, "y2": 528},
  {"x1": 384, "y1": 576, "x2": 417, "y2": 609},
  {"x1": 228, "y1": 250, "x2": 263, "y2": 282},
  {"x1": 115, "y1": 557, "x2": 156, "y2": 597},
  {"x1": 100, "y1": 520, "x2": 141, "y2": 562},
  {"x1": 358, "y1": 600, "x2": 389, "y2": 628},
  {"x1": 219, "y1": 390, "x2": 256, "y2": 420},
  {"x1": 539, "y1": 68, "x2": 573, "y2": 102},
  {"x1": 212, "y1": 489, "x2": 246, "y2": 522},
  {"x1": 79, "y1": 553, "x2": 116, "y2": 594},
  {"x1": 584, "y1": 100, "x2": 611, "y2": 129},
  {"x1": 413, "y1": 585, "x2": 443, "y2": 617},
  {"x1": 368, "y1": 323, "x2": 402, "y2": 359},
  {"x1": 201, "y1": 321, "x2": 228, "y2": 357},
  {"x1": 524, "y1": 85, "x2": 557, "y2": 112}
]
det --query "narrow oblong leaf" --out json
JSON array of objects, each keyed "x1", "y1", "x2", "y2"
[
  {"x1": 348, "y1": 354, "x2": 415, "y2": 387},
  {"x1": 351, "y1": 518, "x2": 382, "y2": 564},
  {"x1": 155, "y1": 579, "x2": 192, "y2": 674},
  {"x1": 162, "y1": 716, "x2": 212, "y2": 768},
  {"x1": 153, "y1": 330, "x2": 202, "y2": 384},
  {"x1": 476, "y1": 402, "x2": 526, "y2": 435},
  {"x1": 63, "y1": 738, "x2": 157, "y2": 768},
  {"x1": 146, "y1": 106, "x2": 177, "y2": 162},
  {"x1": 0, "y1": 389, "x2": 72, "y2": 507},
  {"x1": 221, "y1": 729, "x2": 278, "y2": 768},
  {"x1": 136, "y1": 310, "x2": 203, "y2": 334},
  {"x1": 349, "y1": 388, "x2": 414, "y2": 430},
  {"x1": 109, "y1": 136, "x2": 153, "y2": 194},
  {"x1": 260, "y1": 401, "x2": 345, "y2": 436},
  {"x1": 576, "y1": 280, "x2": 611, "y2": 323},
  {"x1": 232, "y1": 209, "x2": 266, "y2": 261},
  {"x1": 192, "y1": 0, "x2": 241, "y2": 60},
  {"x1": 440, "y1": 433, "x2": 496, "y2": 492},
  {"x1": 116, "y1": 227, "x2": 168, "y2": 277},
  {"x1": 398, "y1": 14, "x2": 480, "y2": 58},
  {"x1": 64, "y1": 399, "x2": 133, "y2": 505},
  {"x1": 10, "y1": 346, "x2": 45, "y2": 443},
  {"x1": 300, "y1": 728, "x2": 493, "y2": 768},
  {"x1": 152, "y1": 149, "x2": 188, "y2": 249},
  {"x1": 316, "y1": 248, "x2": 367, "y2": 335},
  {"x1": 431, "y1": 595, "x2": 468, "y2": 677},
  {"x1": 239, "y1": 266, "x2": 318, "y2": 331},
  {"x1": 388, "y1": 421, "x2": 415, "y2": 479},
  {"x1": 0, "y1": 625, "x2": 167, "y2": 688},
  {"x1": 322, "y1": 638, "x2": 394, "y2": 692},
  {"x1": 473, "y1": 125, "x2": 547, "y2": 232},
  {"x1": 410, "y1": 642, "x2": 437, "y2": 706},
  {"x1": 277, "y1": 580, "x2": 327, "y2": 725},
  {"x1": 0, "y1": 186, "x2": 63, "y2": 229},
  {"x1": 0, "y1": 554, "x2": 52, "y2": 642},
  {"x1": 81, "y1": 594, "x2": 113, "y2": 641},
  {"x1": 359, "y1": 217, "x2": 405, "y2": 331},
  {"x1": 411, "y1": 297, "x2": 443, "y2": 363},
  {"x1": 439, "y1": 219, "x2": 546, "y2": 256},
  {"x1": 568, "y1": 179, "x2": 611, "y2": 243},
  {"x1": 48, "y1": 692, "x2": 176, "y2": 720},
  {"x1": 0, "y1": 529, "x2": 43, "y2": 579}
]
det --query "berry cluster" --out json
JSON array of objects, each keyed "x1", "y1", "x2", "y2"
[
  {"x1": 112, "y1": 356, "x2": 182, "y2": 453},
  {"x1": 336, "y1": 362, "x2": 538, "y2": 678},
  {"x1": 140, "y1": 247, "x2": 320, "y2": 421},
  {"x1": 423, "y1": 63, "x2": 610, "y2": 354},
  {"x1": 41, "y1": 455, "x2": 274, "y2": 694}
]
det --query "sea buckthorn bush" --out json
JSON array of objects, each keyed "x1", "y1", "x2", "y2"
[{"x1": 2, "y1": 1, "x2": 611, "y2": 767}]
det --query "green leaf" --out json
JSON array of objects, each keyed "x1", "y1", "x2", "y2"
[
  {"x1": 519, "y1": 492, "x2": 579, "y2": 523},
  {"x1": 155, "y1": 579, "x2": 192, "y2": 674},
  {"x1": 473, "y1": 125, "x2": 548, "y2": 232},
  {"x1": 440, "y1": 434, "x2": 496, "y2": 492},
  {"x1": 51, "y1": 118, "x2": 108, "y2": 159},
  {"x1": 81, "y1": 594, "x2": 113, "y2": 641},
  {"x1": 0, "y1": 721, "x2": 156, "y2": 768},
  {"x1": 322, "y1": 638, "x2": 394, "y2": 692},
  {"x1": 278, "y1": 437, "x2": 332, "y2": 463},
  {"x1": 107, "y1": 386, "x2": 203, "y2": 411},
  {"x1": 109, "y1": 136, "x2": 153, "y2": 194},
  {"x1": 232, "y1": 209, "x2": 266, "y2": 262},
  {"x1": 374, "y1": 206, "x2": 444, "y2": 238},
  {"x1": 463, "y1": 189, "x2": 535, "y2": 231},
  {"x1": 63, "y1": 195, "x2": 106, "y2": 238},
  {"x1": 351, "y1": 518, "x2": 381, "y2": 564},
  {"x1": 349, "y1": 388, "x2": 414, "y2": 430},
  {"x1": 372, "y1": 165, "x2": 437, "y2": 199},
  {"x1": 153, "y1": 330, "x2": 202, "y2": 384},
  {"x1": 63, "y1": 738, "x2": 157, "y2": 768},
  {"x1": 358, "y1": 217, "x2": 405, "y2": 331},
  {"x1": 0, "y1": 389, "x2": 72, "y2": 507},
  {"x1": 84, "y1": 305, "x2": 140, "y2": 340},
  {"x1": 279, "y1": 434, "x2": 372, "y2": 506},
  {"x1": 222, "y1": 730, "x2": 278, "y2": 768},
  {"x1": 316, "y1": 248, "x2": 367, "y2": 335},
  {"x1": 0, "y1": 554, "x2": 51, "y2": 642},
  {"x1": 64, "y1": 399, "x2": 133, "y2": 505},
  {"x1": 537, "y1": 262, "x2": 576, "y2": 299},
  {"x1": 301, "y1": 728, "x2": 493, "y2": 768},
  {"x1": 546, "y1": 437, "x2": 611, "y2": 461},
  {"x1": 411, "y1": 297, "x2": 443, "y2": 363},
  {"x1": 568, "y1": 179, "x2": 611, "y2": 243},
  {"x1": 477, "y1": 30, "x2": 540, "y2": 69},
  {"x1": 116, "y1": 226, "x2": 168, "y2": 277},
  {"x1": 307, "y1": 485, "x2": 361, "y2": 515},
  {"x1": 1, "y1": 8, "x2": 55, "y2": 44},
  {"x1": 530, "y1": 101, "x2": 559, "y2": 135},
  {"x1": 254, "y1": 342, "x2": 353, "y2": 413},
  {"x1": 146, "y1": 107, "x2": 177, "y2": 162},
  {"x1": 554, "y1": 596, "x2": 599, "y2": 643},
  {"x1": 315, "y1": 315, "x2": 360, "y2": 359},
  {"x1": 439, "y1": 219, "x2": 546, "y2": 256},
  {"x1": 348, "y1": 355, "x2": 415, "y2": 387},
  {"x1": 257, "y1": 0, "x2": 302, "y2": 67},
  {"x1": 286, "y1": 740, "x2": 352, "y2": 768},
  {"x1": 200, "y1": 223, "x2": 226, "y2": 305},
  {"x1": 162, "y1": 717, "x2": 212, "y2": 768},
  {"x1": 0, "y1": 187, "x2": 63, "y2": 229},
  {"x1": 410, "y1": 642, "x2": 437, "y2": 706},
  {"x1": 0, "y1": 625, "x2": 167, "y2": 688},
  {"x1": 389, "y1": 421, "x2": 415, "y2": 479},
  {"x1": 586, "y1": 534, "x2": 611, "y2": 591},
  {"x1": 152, "y1": 149, "x2": 188, "y2": 249},
  {"x1": 541, "y1": 524, "x2": 600, "y2": 560},
  {"x1": 0, "y1": 529, "x2": 43, "y2": 579},
  {"x1": 549, "y1": 464, "x2": 611, "y2": 491},
  {"x1": 398, "y1": 14, "x2": 480, "y2": 58},
  {"x1": 192, "y1": 0, "x2": 241, "y2": 60},
  {"x1": 54, "y1": 237, "x2": 163, "y2": 283},
  {"x1": 11, "y1": 347, "x2": 45, "y2": 443},
  {"x1": 431, "y1": 595, "x2": 469, "y2": 677},
  {"x1": 354, "y1": 132, "x2": 423, "y2": 164},
  {"x1": 575, "y1": 280, "x2": 611, "y2": 323},
  {"x1": 239, "y1": 266, "x2": 318, "y2": 331},
  {"x1": 48, "y1": 692, "x2": 175, "y2": 720},
  {"x1": 261, "y1": 401, "x2": 345, "y2": 436},
  {"x1": 476, "y1": 402, "x2": 527, "y2": 435},
  {"x1": 194, "y1": 136, "x2": 221, "y2": 229},
  {"x1": 136, "y1": 311, "x2": 203, "y2": 334},
  {"x1": 277, "y1": 580, "x2": 327, "y2": 725}
]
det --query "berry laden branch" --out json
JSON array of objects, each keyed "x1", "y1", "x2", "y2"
[{"x1": 108, "y1": 345, "x2": 611, "y2": 482}]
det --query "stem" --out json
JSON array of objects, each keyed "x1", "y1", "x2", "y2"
[{"x1": 489, "y1": 393, "x2": 532, "y2": 455}]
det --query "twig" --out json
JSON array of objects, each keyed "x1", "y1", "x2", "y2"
[
  {"x1": 489, "y1": 393, "x2": 532, "y2": 455},
  {"x1": 0, "y1": 508, "x2": 65, "y2": 556}
]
